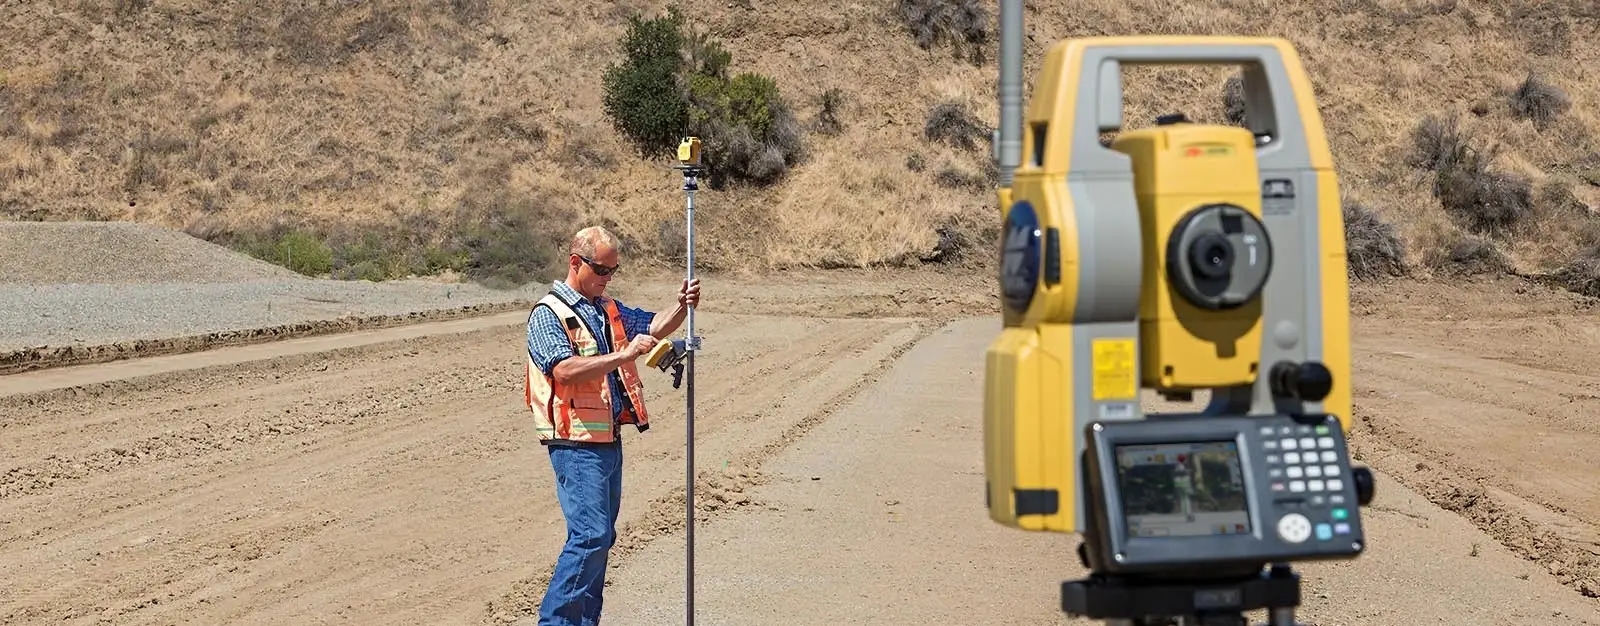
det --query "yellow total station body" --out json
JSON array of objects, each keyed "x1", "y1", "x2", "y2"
[
  {"x1": 1115, "y1": 123, "x2": 1266, "y2": 390},
  {"x1": 983, "y1": 35, "x2": 1353, "y2": 535}
]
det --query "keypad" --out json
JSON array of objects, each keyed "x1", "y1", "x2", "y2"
[
  {"x1": 1263, "y1": 424, "x2": 1347, "y2": 496},
  {"x1": 1259, "y1": 420, "x2": 1356, "y2": 543}
]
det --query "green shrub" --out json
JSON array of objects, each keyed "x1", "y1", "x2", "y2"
[
  {"x1": 326, "y1": 230, "x2": 469, "y2": 282},
  {"x1": 689, "y1": 71, "x2": 805, "y2": 188},
  {"x1": 204, "y1": 191, "x2": 570, "y2": 287},
  {"x1": 600, "y1": 5, "x2": 804, "y2": 189},
  {"x1": 271, "y1": 230, "x2": 333, "y2": 276},
  {"x1": 601, "y1": 8, "x2": 690, "y2": 156}
]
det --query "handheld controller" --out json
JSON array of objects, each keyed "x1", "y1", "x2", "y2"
[
  {"x1": 1080, "y1": 413, "x2": 1367, "y2": 575},
  {"x1": 982, "y1": 28, "x2": 1376, "y2": 626}
]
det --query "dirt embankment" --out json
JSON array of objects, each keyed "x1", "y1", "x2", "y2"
[{"x1": 5, "y1": 1, "x2": 1595, "y2": 277}]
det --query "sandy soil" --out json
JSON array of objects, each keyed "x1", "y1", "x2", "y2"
[{"x1": 3, "y1": 271, "x2": 1599, "y2": 625}]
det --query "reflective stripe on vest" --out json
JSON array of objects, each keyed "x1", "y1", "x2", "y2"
[{"x1": 524, "y1": 291, "x2": 652, "y2": 443}]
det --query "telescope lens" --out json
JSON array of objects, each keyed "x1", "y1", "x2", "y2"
[{"x1": 1191, "y1": 234, "x2": 1233, "y2": 279}]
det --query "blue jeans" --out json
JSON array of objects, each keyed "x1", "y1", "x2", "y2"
[{"x1": 539, "y1": 441, "x2": 623, "y2": 626}]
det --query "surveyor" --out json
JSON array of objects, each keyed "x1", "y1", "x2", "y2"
[{"x1": 524, "y1": 225, "x2": 701, "y2": 626}]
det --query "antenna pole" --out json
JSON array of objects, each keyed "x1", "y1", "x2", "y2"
[{"x1": 997, "y1": 0, "x2": 1025, "y2": 187}]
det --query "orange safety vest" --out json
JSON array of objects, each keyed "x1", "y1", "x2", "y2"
[{"x1": 524, "y1": 291, "x2": 651, "y2": 443}]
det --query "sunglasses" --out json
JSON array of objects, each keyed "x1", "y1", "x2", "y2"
[{"x1": 576, "y1": 254, "x2": 620, "y2": 276}]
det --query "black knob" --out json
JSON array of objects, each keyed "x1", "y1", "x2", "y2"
[
  {"x1": 1351, "y1": 466, "x2": 1375, "y2": 506},
  {"x1": 1270, "y1": 361, "x2": 1333, "y2": 403}
]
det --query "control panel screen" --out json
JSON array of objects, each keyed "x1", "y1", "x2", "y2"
[{"x1": 1114, "y1": 441, "x2": 1250, "y2": 538}]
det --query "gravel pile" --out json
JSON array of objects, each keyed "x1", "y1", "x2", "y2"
[
  {"x1": 0, "y1": 221, "x2": 303, "y2": 284},
  {"x1": 0, "y1": 279, "x2": 547, "y2": 350},
  {"x1": 0, "y1": 221, "x2": 547, "y2": 351}
]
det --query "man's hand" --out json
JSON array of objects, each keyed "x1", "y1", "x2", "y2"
[
  {"x1": 648, "y1": 279, "x2": 701, "y2": 339},
  {"x1": 678, "y1": 278, "x2": 701, "y2": 308},
  {"x1": 627, "y1": 334, "x2": 660, "y2": 359}
]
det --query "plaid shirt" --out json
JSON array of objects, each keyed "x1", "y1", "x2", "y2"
[{"x1": 526, "y1": 281, "x2": 655, "y2": 438}]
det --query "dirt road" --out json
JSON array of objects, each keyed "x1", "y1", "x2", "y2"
[{"x1": 3, "y1": 273, "x2": 1599, "y2": 625}]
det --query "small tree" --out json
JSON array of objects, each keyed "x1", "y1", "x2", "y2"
[
  {"x1": 601, "y1": 8, "x2": 690, "y2": 156},
  {"x1": 600, "y1": 5, "x2": 805, "y2": 188}
]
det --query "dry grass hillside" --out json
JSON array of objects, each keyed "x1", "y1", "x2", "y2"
[{"x1": 2, "y1": 0, "x2": 1597, "y2": 290}]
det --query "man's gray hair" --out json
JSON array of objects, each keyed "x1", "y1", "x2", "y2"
[{"x1": 570, "y1": 226, "x2": 622, "y2": 258}]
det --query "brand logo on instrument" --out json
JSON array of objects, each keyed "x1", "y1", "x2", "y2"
[{"x1": 1183, "y1": 144, "x2": 1233, "y2": 157}]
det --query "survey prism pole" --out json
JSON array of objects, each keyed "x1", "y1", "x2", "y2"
[{"x1": 675, "y1": 138, "x2": 704, "y2": 626}]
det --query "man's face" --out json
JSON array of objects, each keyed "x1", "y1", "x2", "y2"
[{"x1": 570, "y1": 244, "x2": 620, "y2": 299}]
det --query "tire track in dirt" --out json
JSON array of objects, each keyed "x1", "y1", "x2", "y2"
[
  {"x1": 0, "y1": 334, "x2": 509, "y2": 502},
  {"x1": 0, "y1": 326, "x2": 528, "y2": 624},
  {"x1": 0, "y1": 311, "x2": 930, "y2": 626},
  {"x1": 1348, "y1": 330, "x2": 1600, "y2": 599},
  {"x1": 1350, "y1": 412, "x2": 1600, "y2": 599}
]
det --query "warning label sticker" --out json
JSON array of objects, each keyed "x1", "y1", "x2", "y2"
[{"x1": 1092, "y1": 338, "x2": 1137, "y2": 401}]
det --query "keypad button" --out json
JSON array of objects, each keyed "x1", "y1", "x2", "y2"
[
  {"x1": 1334, "y1": 522, "x2": 1351, "y2": 535},
  {"x1": 1271, "y1": 482, "x2": 1286, "y2": 492},
  {"x1": 1327, "y1": 479, "x2": 1344, "y2": 492},
  {"x1": 1323, "y1": 465, "x2": 1340, "y2": 477},
  {"x1": 1287, "y1": 466, "x2": 1304, "y2": 478},
  {"x1": 1260, "y1": 426, "x2": 1276, "y2": 437},
  {"x1": 1285, "y1": 452, "x2": 1301, "y2": 464},
  {"x1": 1310, "y1": 495, "x2": 1327, "y2": 506},
  {"x1": 1320, "y1": 450, "x2": 1338, "y2": 463},
  {"x1": 1269, "y1": 468, "x2": 1283, "y2": 478},
  {"x1": 1331, "y1": 508, "x2": 1348, "y2": 521},
  {"x1": 1264, "y1": 440, "x2": 1278, "y2": 450},
  {"x1": 1267, "y1": 454, "x2": 1281, "y2": 464},
  {"x1": 1309, "y1": 479, "x2": 1326, "y2": 492},
  {"x1": 1299, "y1": 437, "x2": 1317, "y2": 449},
  {"x1": 1281, "y1": 438, "x2": 1298, "y2": 450},
  {"x1": 1306, "y1": 465, "x2": 1323, "y2": 478},
  {"x1": 1290, "y1": 480, "x2": 1306, "y2": 493},
  {"x1": 1317, "y1": 436, "x2": 1336, "y2": 449},
  {"x1": 1277, "y1": 513, "x2": 1312, "y2": 543},
  {"x1": 1330, "y1": 495, "x2": 1346, "y2": 505},
  {"x1": 1315, "y1": 523, "x2": 1333, "y2": 541}
]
